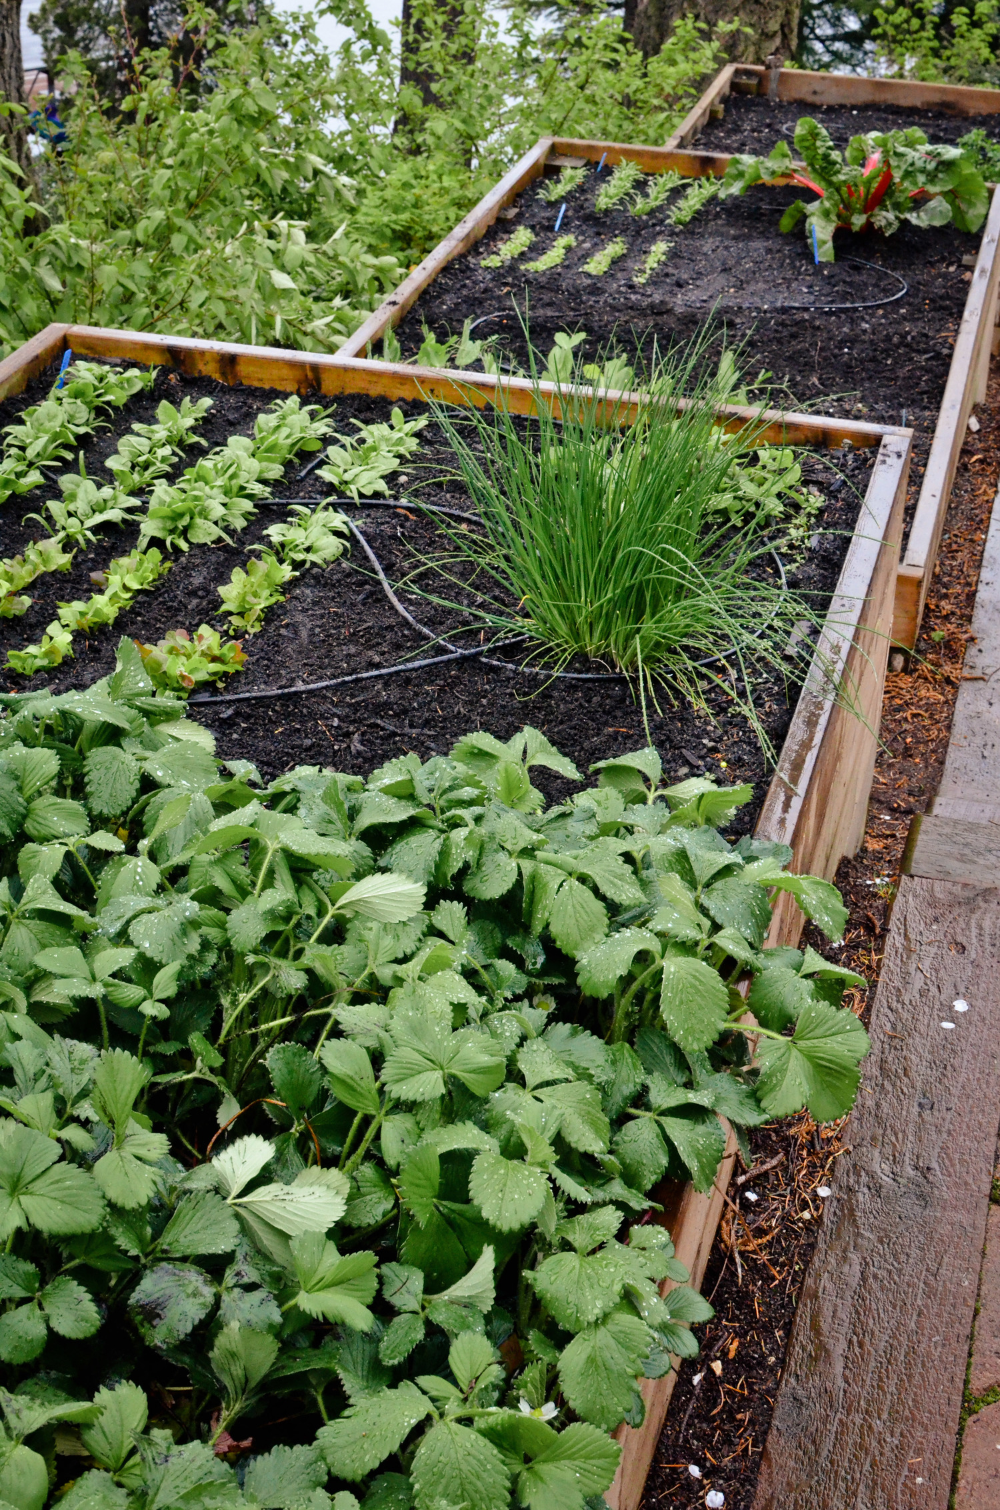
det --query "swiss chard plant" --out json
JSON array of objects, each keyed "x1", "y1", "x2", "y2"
[
  {"x1": 720, "y1": 116, "x2": 990, "y2": 260},
  {"x1": 0, "y1": 642, "x2": 867, "y2": 1510}
]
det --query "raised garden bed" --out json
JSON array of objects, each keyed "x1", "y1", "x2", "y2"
[
  {"x1": 337, "y1": 123, "x2": 1000, "y2": 653},
  {"x1": 0, "y1": 324, "x2": 910, "y2": 1510}
]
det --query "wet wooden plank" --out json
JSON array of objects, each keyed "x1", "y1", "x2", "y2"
[
  {"x1": 757, "y1": 431, "x2": 909, "y2": 944},
  {"x1": 935, "y1": 478, "x2": 1000, "y2": 805},
  {"x1": 62, "y1": 327, "x2": 900, "y2": 447},
  {"x1": 902, "y1": 813, "x2": 1000, "y2": 885},
  {"x1": 549, "y1": 137, "x2": 732, "y2": 178},
  {"x1": 664, "y1": 63, "x2": 738, "y2": 149},
  {"x1": 0, "y1": 322, "x2": 68, "y2": 401},
  {"x1": 896, "y1": 187, "x2": 1000, "y2": 647},
  {"x1": 738, "y1": 63, "x2": 1000, "y2": 115},
  {"x1": 753, "y1": 875, "x2": 1000, "y2": 1510}
]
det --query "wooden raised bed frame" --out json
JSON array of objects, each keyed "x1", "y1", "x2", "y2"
[
  {"x1": 335, "y1": 109, "x2": 1000, "y2": 651},
  {"x1": 0, "y1": 323, "x2": 911, "y2": 1510},
  {"x1": 666, "y1": 63, "x2": 1000, "y2": 649}
]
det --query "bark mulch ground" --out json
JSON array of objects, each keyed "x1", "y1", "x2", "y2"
[{"x1": 639, "y1": 365, "x2": 1000, "y2": 1510}]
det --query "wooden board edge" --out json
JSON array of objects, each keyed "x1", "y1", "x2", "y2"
[
  {"x1": 742, "y1": 63, "x2": 1000, "y2": 115},
  {"x1": 663, "y1": 63, "x2": 1000, "y2": 155},
  {"x1": 0, "y1": 323, "x2": 69, "y2": 401},
  {"x1": 663, "y1": 63, "x2": 738, "y2": 150},
  {"x1": 56, "y1": 330, "x2": 901, "y2": 447},
  {"x1": 549, "y1": 137, "x2": 732, "y2": 177},
  {"x1": 333, "y1": 137, "x2": 555, "y2": 361},
  {"x1": 897, "y1": 185, "x2": 1000, "y2": 644},
  {"x1": 607, "y1": 1133, "x2": 738, "y2": 1510},
  {"x1": 757, "y1": 431, "x2": 909, "y2": 929},
  {"x1": 891, "y1": 563, "x2": 923, "y2": 649}
]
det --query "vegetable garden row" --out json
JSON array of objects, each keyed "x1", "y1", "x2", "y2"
[{"x1": 0, "y1": 62, "x2": 997, "y2": 1510}]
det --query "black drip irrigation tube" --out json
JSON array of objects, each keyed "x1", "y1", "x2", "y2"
[{"x1": 748, "y1": 256, "x2": 909, "y2": 313}]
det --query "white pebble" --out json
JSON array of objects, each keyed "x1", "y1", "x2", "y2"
[
  {"x1": 940, "y1": 1022, "x2": 956, "y2": 1030},
  {"x1": 692, "y1": 1373, "x2": 704, "y2": 1386},
  {"x1": 816, "y1": 1186, "x2": 832, "y2": 1198},
  {"x1": 744, "y1": 1190, "x2": 759, "y2": 1202},
  {"x1": 688, "y1": 1464, "x2": 703, "y2": 1478},
  {"x1": 954, "y1": 999, "x2": 970, "y2": 1012},
  {"x1": 706, "y1": 1494, "x2": 726, "y2": 1509}
]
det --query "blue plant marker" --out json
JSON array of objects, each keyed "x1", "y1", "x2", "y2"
[
  {"x1": 55, "y1": 349, "x2": 73, "y2": 389},
  {"x1": 596, "y1": 152, "x2": 607, "y2": 174},
  {"x1": 811, "y1": 223, "x2": 820, "y2": 264},
  {"x1": 554, "y1": 202, "x2": 566, "y2": 233}
]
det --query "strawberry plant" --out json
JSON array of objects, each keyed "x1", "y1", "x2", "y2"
[
  {"x1": 135, "y1": 625, "x2": 248, "y2": 690},
  {"x1": 720, "y1": 116, "x2": 990, "y2": 261},
  {"x1": 0, "y1": 643, "x2": 867, "y2": 1510},
  {"x1": 218, "y1": 553, "x2": 297, "y2": 634}
]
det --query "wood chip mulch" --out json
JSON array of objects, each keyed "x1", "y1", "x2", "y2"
[{"x1": 640, "y1": 365, "x2": 1000, "y2": 1510}]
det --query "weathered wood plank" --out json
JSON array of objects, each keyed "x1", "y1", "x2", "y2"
[
  {"x1": 0, "y1": 323, "x2": 68, "y2": 401},
  {"x1": 902, "y1": 813, "x2": 1000, "y2": 884},
  {"x1": 896, "y1": 187, "x2": 1000, "y2": 646},
  {"x1": 607, "y1": 1133, "x2": 738, "y2": 1510},
  {"x1": 62, "y1": 327, "x2": 900, "y2": 447},
  {"x1": 549, "y1": 137, "x2": 731, "y2": 178},
  {"x1": 936, "y1": 478, "x2": 1000, "y2": 805},
  {"x1": 333, "y1": 138, "x2": 555, "y2": 361},
  {"x1": 738, "y1": 63, "x2": 1000, "y2": 115},
  {"x1": 753, "y1": 874, "x2": 1000, "y2": 1510},
  {"x1": 664, "y1": 63, "x2": 738, "y2": 149},
  {"x1": 757, "y1": 432, "x2": 909, "y2": 944}
]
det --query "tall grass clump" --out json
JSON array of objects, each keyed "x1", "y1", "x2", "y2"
[{"x1": 420, "y1": 336, "x2": 814, "y2": 736}]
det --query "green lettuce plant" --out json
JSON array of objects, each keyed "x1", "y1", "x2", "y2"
[
  {"x1": 134, "y1": 625, "x2": 248, "y2": 690},
  {"x1": 316, "y1": 407, "x2": 428, "y2": 500},
  {"x1": 0, "y1": 539, "x2": 73, "y2": 618},
  {"x1": 218, "y1": 553, "x2": 297, "y2": 634},
  {"x1": 0, "y1": 641, "x2": 866, "y2": 1510},
  {"x1": 56, "y1": 550, "x2": 171, "y2": 635}
]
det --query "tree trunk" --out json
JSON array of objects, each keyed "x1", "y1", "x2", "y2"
[
  {"x1": 0, "y1": 0, "x2": 37, "y2": 192},
  {"x1": 396, "y1": 0, "x2": 474, "y2": 134},
  {"x1": 628, "y1": 0, "x2": 801, "y2": 65}
]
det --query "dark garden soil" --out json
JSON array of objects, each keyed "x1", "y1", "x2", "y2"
[
  {"x1": 390, "y1": 157, "x2": 978, "y2": 511},
  {"x1": 694, "y1": 88, "x2": 1000, "y2": 157},
  {"x1": 639, "y1": 360, "x2": 1000, "y2": 1510},
  {"x1": 0, "y1": 361, "x2": 876, "y2": 834}
]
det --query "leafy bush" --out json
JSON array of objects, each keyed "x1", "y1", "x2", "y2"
[
  {"x1": 872, "y1": 0, "x2": 1000, "y2": 82},
  {"x1": 0, "y1": 641, "x2": 867, "y2": 1510},
  {"x1": 0, "y1": 0, "x2": 733, "y2": 358},
  {"x1": 721, "y1": 117, "x2": 990, "y2": 261}
]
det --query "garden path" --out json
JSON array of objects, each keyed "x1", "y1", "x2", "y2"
[{"x1": 748, "y1": 464, "x2": 1000, "y2": 1509}]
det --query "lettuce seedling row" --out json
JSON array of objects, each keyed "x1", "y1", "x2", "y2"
[
  {"x1": 0, "y1": 323, "x2": 909, "y2": 1510},
  {"x1": 341, "y1": 122, "x2": 1000, "y2": 654}
]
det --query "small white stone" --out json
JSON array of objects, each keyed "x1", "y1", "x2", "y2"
[
  {"x1": 954, "y1": 999, "x2": 970, "y2": 1012},
  {"x1": 744, "y1": 1190, "x2": 759, "y2": 1202},
  {"x1": 692, "y1": 1373, "x2": 704, "y2": 1386},
  {"x1": 706, "y1": 1494, "x2": 726, "y2": 1509},
  {"x1": 816, "y1": 1186, "x2": 832, "y2": 1198},
  {"x1": 940, "y1": 1022, "x2": 956, "y2": 1030},
  {"x1": 688, "y1": 1465, "x2": 703, "y2": 1479}
]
